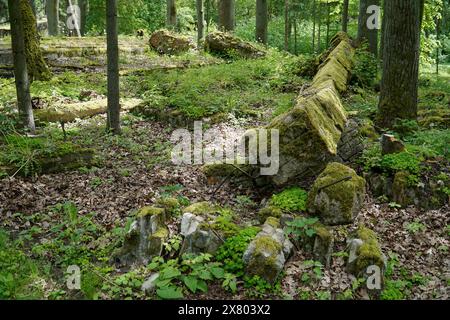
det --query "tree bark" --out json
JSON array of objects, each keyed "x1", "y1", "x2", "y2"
[
  {"x1": 219, "y1": 0, "x2": 235, "y2": 32},
  {"x1": 196, "y1": 0, "x2": 204, "y2": 45},
  {"x1": 326, "y1": 1, "x2": 330, "y2": 44},
  {"x1": 166, "y1": 0, "x2": 177, "y2": 29},
  {"x1": 106, "y1": 0, "x2": 120, "y2": 134},
  {"x1": 21, "y1": 0, "x2": 52, "y2": 82},
  {"x1": 256, "y1": 0, "x2": 268, "y2": 44},
  {"x1": 79, "y1": 0, "x2": 88, "y2": 36},
  {"x1": 317, "y1": 2, "x2": 322, "y2": 52},
  {"x1": 342, "y1": 0, "x2": 349, "y2": 32},
  {"x1": 357, "y1": 0, "x2": 380, "y2": 56},
  {"x1": 377, "y1": 0, "x2": 424, "y2": 129},
  {"x1": 46, "y1": 0, "x2": 59, "y2": 36},
  {"x1": 8, "y1": 0, "x2": 35, "y2": 133},
  {"x1": 284, "y1": 0, "x2": 289, "y2": 51},
  {"x1": 312, "y1": 0, "x2": 316, "y2": 52}
]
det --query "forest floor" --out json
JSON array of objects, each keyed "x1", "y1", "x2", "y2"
[{"x1": 0, "y1": 37, "x2": 448, "y2": 300}]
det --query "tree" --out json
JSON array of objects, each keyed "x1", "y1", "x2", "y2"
[
  {"x1": 8, "y1": 0, "x2": 35, "y2": 133},
  {"x1": 46, "y1": 0, "x2": 59, "y2": 36},
  {"x1": 219, "y1": 0, "x2": 235, "y2": 31},
  {"x1": 106, "y1": 0, "x2": 120, "y2": 134},
  {"x1": 284, "y1": 0, "x2": 289, "y2": 51},
  {"x1": 357, "y1": 0, "x2": 380, "y2": 56},
  {"x1": 20, "y1": 0, "x2": 52, "y2": 82},
  {"x1": 377, "y1": 0, "x2": 425, "y2": 129},
  {"x1": 342, "y1": 0, "x2": 349, "y2": 32},
  {"x1": 196, "y1": 0, "x2": 204, "y2": 45},
  {"x1": 256, "y1": 0, "x2": 268, "y2": 44},
  {"x1": 167, "y1": 0, "x2": 177, "y2": 29},
  {"x1": 79, "y1": 0, "x2": 88, "y2": 36}
]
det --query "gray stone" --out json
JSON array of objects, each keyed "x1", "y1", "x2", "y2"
[
  {"x1": 180, "y1": 212, "x2": 204, "y2": 236},
  {"x1": 179, "y1": 212, "x2": 223, "y2": 255},
  {"x1": 381, "y1": 134, "x2": 405, "y2": 155},
  {"x1": 307, "y1": 162, "x2": 366, "y2": 226},
  {"x1": 112, "y1": 206, "x2": 169, "y2": 267},
  {"x1": 346, "y1": 227, "x2": 386, "y2": 278},
  {"x1": 243, "y1": 218, "x2": 293, "y2": 283},
  {"x1": 141, "y1": 273, "x2": 160, "y2": 294}
]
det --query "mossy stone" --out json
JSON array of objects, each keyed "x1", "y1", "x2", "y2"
[
  {"x1": 182, "y1": 201, "x2": 219, "y2": 216},
  {"x1": 264, "y1": 217, "x2": 280, "y2": 229},
  {"x1": 308, "y1": 162, "x2": 366, "y2": 225},
  {"x1": 354, "y1": 226, "x2": 385, "y2": 275},
  {"x1": 156, "y1": 197, "x2": 180, "y2": 215},
  {"x1": 137, "y1": 206, "x2": 165, "y2": 218},
  {"x1": 258, "y1": 206, "x2": 283, "y2": 224},
  {"x1": 244, "y1": 235, "x2": 284, "y2": 284},
  {"x1": 392, "y1": 171, "x2": 413, "y2": 207},
  {"x1": 312, "y1": 222, "x2": 333, "y2": 268}
]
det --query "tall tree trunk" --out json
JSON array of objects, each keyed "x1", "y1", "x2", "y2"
[
  {"x1": 326, "y1": 1, "x2": 330, "y2": 44},
  {"x1": 342, "y1": 0, "x2": 349, "y2": 32},
  {"x1": 79, "y1": 0, "x2": 88, "y2": 36},
  {"x1": 196, "y1": 0, "x2": 204, "y2": 45},
  {"x1": 219, "y1": 0, "x2": 235, "y2": 32},
  {"x1": 317, "y1": 2, "x2": 322, "y2": 52},
  {"x1": 166, "y1": 0, "x2": 177, "y2": 29},
  {"x1": 357, "y1": 0, "x2": 380, "y2": 56},
  {"x1": 206, "y1": 0, "x2": 210, "y2": 32},
  {"x1": 21, "y1": 0, "x2": 52, "y2": 82},
  {"x1": 436, "y1": 16, "x2": 440, "y2": 74},
  {"x1": 284, "y1": 0, "x2": 289, "y2": 51},
  {"x1": 377, "y1": 0, "x2": 424, "y2": 129},
  {"x1": 46, "y1": 0, "x2": 59, "y2": 36},
  {"x1": 106, "y1": 0, "x2": 120, "y2": 134},
  {"x1": 380, "y1": 0, "x2": 385, "y2": 59},
  {"x1": 256, "y1": 0, "x2": 268, "y2": 44},
  {"x1": 294, "y1": 16, "x2": 298, "y2": 55},
  {"x1": 312, "y1": 0, "x2": 316, "y2": 52},
  {"x1": 8, "y1": 0, "x2": 35, "y2": 133}
]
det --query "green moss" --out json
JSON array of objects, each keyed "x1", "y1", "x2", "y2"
[
  {"x1": 264, "y1": 217, "x2": 280, "y2": 228},
  {"x1": 156, "y1": 197, "x2": 180, "y2": 215},
  {"x1": 201, "y1": 162, "x2": 251, "y2": 178},
  {"x1": 151, "y1": 227, "x2": 169, "y2": 239},
  {"x1": 258, "y1": 206, "x2": 283, "y2": 224},
  {"x1": 20, "y1": 0, "x2": 51, "y2": 82},
  {"x1": 182, "y1": 201, "x2": 219, "y2": 216},
  {"x1": 270, "y1": 187, "x2": 308, "y2": 212},
  {"x1": 355, "y1": 226, "x2": 384, "y2": 273},
  {"x1": 137, "y1": 206, "x2": 165, "y2": 218},
  {"x1": 307, "y1": 162, "x2": 366, "y2": 222},
  {"x1": 0, "y1": 135, "x2": 94, "y2": 177},
  {"x1": 392, "y1": 171, "x2": 412, "y2": 207},
  {"x1": 253, "y1": 236, "x2": 281, "y2": 253},
  {"x1": 313, "y1": 222, "x2": 332, "y2": 244}
]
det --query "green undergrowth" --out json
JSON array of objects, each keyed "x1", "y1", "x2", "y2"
[
  {"x1": 126, "y1": 50, "x2": 302, "y2": 120},
  {"x1": 0, "y1": 133, "x2": 91, "y2": 177},
  {"x1": 269, "y1": 187, "x2": 308, "y2": 213},
  {"x1": 215, "y1": 227, "x2": 260, "y2": 277}
]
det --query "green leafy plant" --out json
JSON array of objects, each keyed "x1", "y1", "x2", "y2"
[
  {"x1": 285, "y1": 217, "x2": 319, "y2": 240},
  {"x1": 270, "y1": 187, "x2": 308, "y2": 212},
  {"x1": 405, "y1": 221, "x2": 426, "y2": 234},
  {"x1": 215, "y1": 227, "x2": 260, "y2": 277},
  {"x1": 146, "y1": 253, "x2": 238, "y2": 299}
]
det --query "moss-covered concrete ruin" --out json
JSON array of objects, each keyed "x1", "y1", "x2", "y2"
[{"x1": 265, "y1": 32, "x2": 355, "y2": 185}]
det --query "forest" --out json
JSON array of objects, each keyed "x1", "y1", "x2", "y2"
[{"x1": 0, "y1": 0, "x2": 448, "y2": 302}]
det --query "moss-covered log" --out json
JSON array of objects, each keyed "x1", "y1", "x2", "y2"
[
  {"x1": 205, "y1": 32, "x2": 266, "y2": 59},
  {"x1": 34, "y1": 98, "x2": 145, "y2": 123}
]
